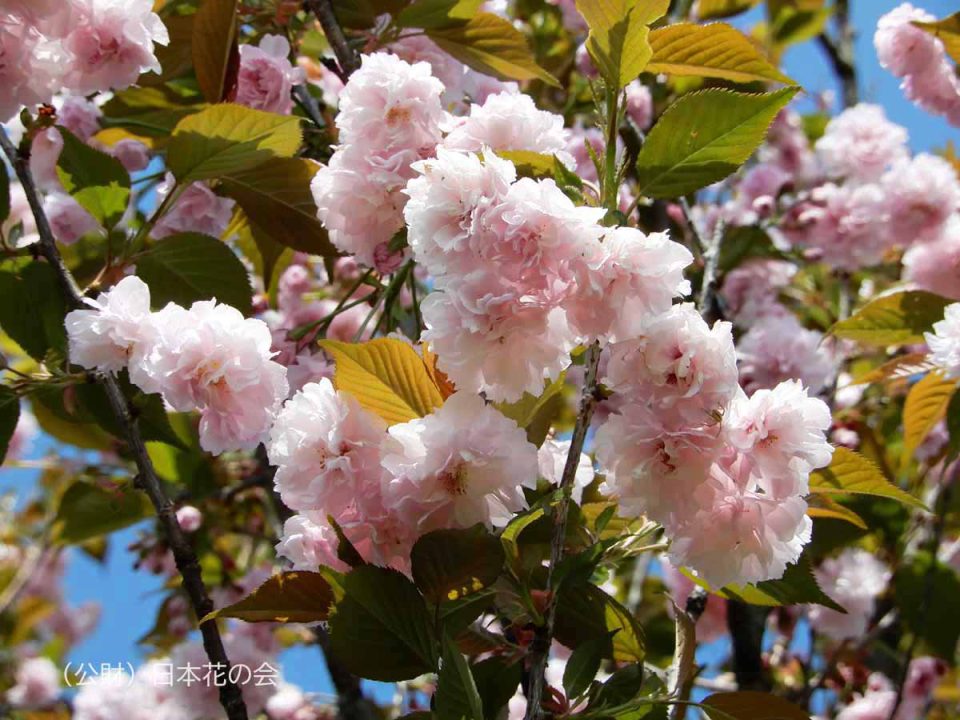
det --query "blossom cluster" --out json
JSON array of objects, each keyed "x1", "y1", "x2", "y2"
[
  {"x1": 876, "y1": 3, "x2": 960, "y2": 128},
  {"x1": 0, "y1": 0, "x2": 169, "y2": 123},
  {"x1": 65, "y1": 276, "x2": 288, "y2": 454}
]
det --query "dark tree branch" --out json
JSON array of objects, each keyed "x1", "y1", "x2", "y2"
[
  {"x1": 523, "y1": 341, "x2": 604, "y2": 720},
  {"x1": 727, "y1": 600, "x2": 771, "y2": 691},
  {"x1": 818, "y1": 0, "x2": 858, "y2": 109},
  {"x1": 304, "y1": 0, "x2": 360, "y2": 80},
  {"x1": 0, "y1": 125, "x2": 249, "y2": 720}
]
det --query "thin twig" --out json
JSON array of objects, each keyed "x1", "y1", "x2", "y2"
[
  {"x1": 0, "y1": 125, "x2": 249, "y2": 720},
  {"x1": 697, "y1": 215, "x2": 725, "y2": 324},
  {"x1": 817, "y1": 0, "x2": 858, "y2": 109},
  {"x1": 523, "y1": 342, "x2": 604, "y2": 720},
  {"x1": 304, "y1": 0, "x2": 360, "y2": 79}
]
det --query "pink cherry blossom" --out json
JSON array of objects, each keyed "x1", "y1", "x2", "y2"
[
  {"x1": 759, "y1": 109, "x2": 820, "y2": 185},
  {"x1": 6, "y1": 657, "x2": 60, "y2": 709},
  {"x1": 736, "y1": 314, "x2": 836, "y2": 395},
  {"x1": 276, "y1": 512, "x2": 347, "y2": 572},
  {"x1": 236, "y1": 34, "x2": 304, "y2": 115},
  {"x1": 62, "y1": 0, "x2": 169, "y2": 94},
  {"x1": 881, "y1": 153, "x2": 960, "y2": 245},
  {"x1": 267, "y1": 378, "x2": 386, "y2": 513},
  {"x1": 109, "y1": 138, "x2": 151, "y2": 173},
  {"x1": 604, "y1": 304, "x2": 738, "y2": 423},
  {"x1": 175, "y1": 505, "x2": 202, "y2": 533},
  {"x1": 58, "y1": 95, "x2": 102, "y2": 140},
  {"x1": 624, "y1": 80, "x2": 653, "y2": 130},
  {"x1": 725, "y1": 379, "x2": 834, "y2": 498},
  {"x1": 443, "y1": 92, "x2": 575, "y2": 168},
  {"x1": 66, "y1": 275, "x2": 154, "y2": 373},
  {"x1": 30, "y1": 128, "x2": 65, "y2": 191},
  {"x1": 44, "y1": 191, "x2": 101, "y2": 245},
  {"x1": 132, "y1": 300, "x2": 289, "y2": 454},
  {"x1": 151, "y1": 175, "x2": 236, "y2": 240},
  {"x1": 814, "y1": 104, "x2": 908, "y2": 182},
  {"x1": 381, "y1": 392, "x2": 538, "y2": 532},
  {"x1": 720, "y1": 259, "x2": 796, "y2": 327},
  {"x1": 5, "y1": 409, "x2": 38, "y2": 463},
  {"x1": 538, "y1": 438, "x2": 594, "y2": 504},
  {"x1": 567, "y1": 226, "x2": 693, "y2": 343},
  {"x1": 902, "y1": 219, "x2": 960, "y2": 300},
  {"x1": 0, "y1": 21, "x2": 62, "y2": 122},
  {"x1": 925, "y1": 302, "x2": 960, "y2": 380},
  {"x1": 809, "y1": 548, "x2": 891, "y2": 640},
  {"x1": 875, "y1": 4, "x2": 941, "y2": 77}
]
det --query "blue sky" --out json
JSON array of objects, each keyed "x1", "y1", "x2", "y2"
[{"x1": 4, "y1": 0, "x2": 959, "y2": 706}]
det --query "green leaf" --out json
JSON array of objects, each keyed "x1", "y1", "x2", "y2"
[
  {"x1": 31, "y1": 387, "x2": 113, "y2": 451},
  {"x1": 903, "y1": 372, "x2": 957, "y2": 461},
  {"x1": 219, "y1": 157, "x2": 338, "y2": 257},
  {"x1": 591, "y1": 663, "x2": 647, "y2": 709},
  {"x1": 830, "y1": 291, "x2": 951, "y2": 346},
  {"x1": 411, "y1": 525, "x2": 505, "y2": 604},
  {"x1": 319, "y1": 338, "x2": 445, "y2": 425},
  {"x1": 809, "y1": 447, "x2": 927, "y2": 510},
  {"x1": 427, "y1": 13, "x2": 559, "y2": 87},
  {"x1": 0, "y1": 260, "x2": 68, "y2": 362},
  {"x1": 717, "y1": 225, "x2": 783, "y2": 273},
  {"x1": 646, "y1": 23, "x2": 796, "y2": 85},
  {"x1": 894, "y1": 551, "x2": 960, "y2": 660},
  {"x1": 496, "y1": 376, "x2": 566, "y2": 446},
  {"x1": 0, "y1": 387, "x2": 20, "y2": 465},
  {"x1": 702, "y1": 691, "x2": 810, "y2": 720},
  {"x1": 51, "y1": 481, "x2": 153, "y2": 545},
  {"x1": 168, "y1": 104, "x2": 302, "y2": 182},
  {"x1": 500, "y1": 507, "x2": 545, "y2": 572},
  {"x1": 913, "y1": 13, "x2": 960, "y2": 65},
  {"x1": 203, "y1": 571, "x2": 335, "y2": 623},
  {"x1": 695, "y1": 0, "x2": 762, "y2": 20},
  {"x1": 0, "y1": 160, "x2": 9, "y2": 225},
  {"x1": 192, "y1": 0, "x2": 239, "y2": 103},
  {"x1": 769, "y1": 5, "x2": 831, "y2": 48},
  {"x1": 471, "y1": 658, "x2": 521, "y2": 720},
  {"x1": 328, "y1": 565, "x2": 437, "y2": 681},
  {"x1": 436, "y1": 631, "x2": 484, "y2": 720},
  {"x1": 136, "y1": 232, "x2": 253, "y2": 315},
  {"x1": 396, "y1": 0, "x2": 484, "y2": 28},
  {"x1": 228, "y1": 211, "x2": 289, "y2": 293},
  {"x1": 575, "y1": 0, "x2": 669, "y2": 89},
  {"x1": 563, "y1": 632, "x2": 613, "y2": 700},
  {"x1": 636, "y1": 87, "x2": 798, "y2": 198},
  {"x1": 56, "y1": 127, "x2": 130, "y2": 228},
  {"x1": 554, "y1": 581, "x2": 644, "y2": 662}
]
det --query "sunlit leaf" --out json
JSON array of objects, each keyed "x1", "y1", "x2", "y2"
[
  {"x1": 647, "y1": 23, "x2": 796, "y2": 85},
  {"x1": 806, "y1": 494, "x2": 867, "y2": 530},
  {"x1": 575, "y1": 0, "x2": 669, "y2": 89},
  {"x1": 851, "y1": 352, "x2": 933, "y2": 385},
  {"x1": 427, "y1": 13, "x2": 559, "y2": 86},
  {"x1": 809, "y1": 447, "x2": 926, "y2": 510},
  {"x1": 396, "y1": 0, "x2": 484, "y2": 28},
  {"x1": 695, "y1": 0, "x2": 761, "y2": 20},
  {"x1": 636, "y1": 87, "x2": 798, "y2": 198},
  {"x1": 168, "y1": 104, "x2": 302, "y2": 182},
  {"x1": 903, "y1": 371, "x2": 957, "y2": 461},
  {"x1": 319, "y1": 338, "x2": 445, "y2": 425},
  {"x1": 202, "y1": 571, "x2": 335, "y2": 623},
  {"x1": 830, "y1": 291, "x2": 951, "y2": 346}
]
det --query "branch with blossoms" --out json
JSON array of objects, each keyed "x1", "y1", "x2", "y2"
[{"x1": 5, "y1": 1, "x2": 960, "y2": 720}]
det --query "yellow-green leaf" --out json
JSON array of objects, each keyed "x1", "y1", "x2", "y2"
[
  {"x1": 647, "y1": 23, "x2": 796, "y2": 85},
  {"x1": 496, "y1": 376, "x2": 566, "y2": 446},
  {"x1": 830, "y1": 291, "x2": 952, "y2": 347},
  {"x1": 913, "y1": 13, "x2": 960, "y2": 65},
  {"x1": 903, "y1": 371, "x2": 958, "y2": 460},
  {"x1": 636, "y1": 87, "x2": 798, "y2": 198},
  {"x1": 319, "y1": 338, "x2": 445, "y2": 425},
  {"x1": 202, "y1": 571, "x2": 335, "y2": 624},
  {"x1": 806, "y1": 494, "x2": 867, "y2": 530},
  {"x1": 575, "y1": 0, "x2": 669, "y2": 89},
  {"x1": 192, "y1": 0, "x2": 239, "y2": 102},
  {"x1": 168, "y1": 104, "x2": 302, "y2": 182},
  {"x1": 427, "y1": 13, "x2": 559, "y2": 87},
  {"x1": 695, "y1": 0, "x2": 761, "y2": 20},
  {"x1": 809, "y1": 447, "x2": 926, "y2": 510},
  {"x1": 219, "y1": 157, "x2": 338, "y2": 257},
  {"x1": 851, "y1": 352, "x2": 933, "y2": 386}
]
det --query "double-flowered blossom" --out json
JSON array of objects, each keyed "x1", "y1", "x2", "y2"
[
  {"x1": 925, "y1": 302, "x2": 960, "y2": 379},
  {"x1": 66, "y1": 277, "x2": 288, "y2": 454},
  {"x1": 814, "y1": 104, "x2": 908, "y2": 182},
  {"x1": 312, "y1": 52, "x2": 445, "y2": 267},
  {"x1": 236, "y1": 34, "x2": 304, "y2": 115},
  {"x1": 876, "y1": 3, "x2": 960, "y2": 128},
  {"x1": 737, "y1": 314, "x2": 835, "y2": 395},
  {"x1": 809, "y1": 548, "x2": 891, "y2": 640},
  {"x1": 151, "y1": 175, "x2": 236, "y2": 240}
]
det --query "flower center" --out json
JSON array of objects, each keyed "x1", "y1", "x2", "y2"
[{"x1": 439, "y1": 462, "x2": 469, "y2": 496}]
